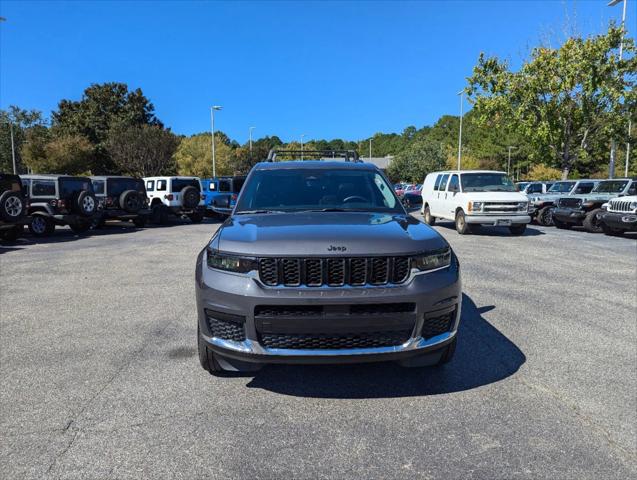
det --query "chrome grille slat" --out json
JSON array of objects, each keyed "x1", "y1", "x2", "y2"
[{"x1": 258, "y1": 256, "x2": 409, "y2": 287}]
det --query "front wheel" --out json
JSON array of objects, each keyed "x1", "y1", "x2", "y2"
[
  {"x1": 582, "y1": 208, "x2": 603, "y2": 233},
  {"x1": 537, "y1": 206, "x2": 554, "y2": 226},
  {"x1": 29, "y1": 216, "x2": 54, "y2": 237},
  {"x1": 509, "y1": 224, "x2": 527, "y2": 235},
  {"x1": 1, "y1": 225, "x2": 22, "y2": 242},
  {"x1": 455, "y1": 210, "x2": 470, "y2": 235},
  {"x1": 189, "y1": 212, "x2": 204, "y2": 223},
  {"x1": 132, "y1": 217, "x2": 147, "y2": 228},
  {"x1": 423, "y1": 205, "x2": 435, "y2": 226},
  {"x1": 601, "y1": 222, "x2": 624, "y2": 237},
  {"x1": 198, "y1": 325, "x2": 224, "y2": 376}
]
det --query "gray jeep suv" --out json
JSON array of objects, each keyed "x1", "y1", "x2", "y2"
[{"x1": 195, "y1": 151, "x2": 462, "y2": 374}]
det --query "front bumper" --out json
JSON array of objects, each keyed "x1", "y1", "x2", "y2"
[
  {"x1": 553, "y1": 208, "x2": 586, "y2": 225},
  {"x1": 195, "y1": 250, "x2": 462, "y2": 365},
  {"x1": 601, "y1": 212, "x2": 637, "y2": 232},
  {"x1": 464, "y1": 214, "x2": 530, "y2": 226}
]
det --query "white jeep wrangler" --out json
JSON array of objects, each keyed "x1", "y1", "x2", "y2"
[{"x1": 143, "y1": 176, "x2": 205, "y2": 224}]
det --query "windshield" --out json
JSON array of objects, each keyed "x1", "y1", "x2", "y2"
[
  {"x1": 460, "y1": 173, "x2": 516, "y2": 192},
  {"x1": 592, "y1": 180, "x2": 628, "y2": 193},
  {"x1": 548, "y1": 181, "x2": 575, "y2": 193},
  {"x1": 235, "y1": 168, "x2": 403, "y2": 214}
]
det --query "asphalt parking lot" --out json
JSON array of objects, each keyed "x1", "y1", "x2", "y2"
[{"x1": 1, "y1": 218, "x2": 636, "y2": 479}]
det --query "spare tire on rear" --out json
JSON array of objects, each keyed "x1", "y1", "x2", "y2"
[
  {"x1": 73, "y1": 190, "x2": 97, "y2": 217},
  {"x1": 119, "y1": 190, "x2": 142, "y2": 213},
  {"x1": 0, "y1": 191, "x2": 25, "y2": 221},
  {"x1": 181, "y1": 186, "x2": 200, "y2": 209}
]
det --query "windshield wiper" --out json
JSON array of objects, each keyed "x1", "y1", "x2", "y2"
[{"x1": 234, "y1": 209, "x2": 285, "y2": 215}]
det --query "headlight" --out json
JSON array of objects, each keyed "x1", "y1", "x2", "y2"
[
  {"x1": 468, "y1": 201, "x2": 483, "y2": 212},
  {"x1": 630, "y1": 201, "x2": 637, "y2": 210},
  {"x1": 411, "y1": 248, "x2": 452, "y2": 272},
  {"x1": 206, "y1": 248, "x2": 257, "y2": 273},
  {"x1": 517, "y1": 202, "x2": 528, "y2": 211}
]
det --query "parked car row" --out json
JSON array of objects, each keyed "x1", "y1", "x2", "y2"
[{"x1": 0, "y1": 171, "x2": 247, "y2": 241}]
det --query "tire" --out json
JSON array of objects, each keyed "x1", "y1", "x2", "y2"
[
  {"x1": 70, "y1": 220, "x2": 91, "y2": 234},
  {"x1": 423, "y1": 205, "x2": 436, "y2": 226},
  {"x1": 29, "y1": 215, "x2": 54, "y2": 237},
  {"x1": 181, "y1": 186, "x2": 200, "y2": 209},
  {"x1": 601, "y1": 222, "x2": 624, "y2": 237},
  {"x1": 75, "y1": 191, "x2": 97, "y2": 217},
  {"x1": 537, "y1": 206, "x2": 554, "y2": 226},
  {"x1": 198, "y1": 325, "x2": 224, "y2": 375},
  {"x1": 509, "y1": 224, "x2": 527, "y2": 235},
  {"x1": 189, "y1": 212, "x2": 204, "y2": 223},
  {"x1": 455, "y1": 210, "x2": 471, "y2": 235},
  {"x1": 119, "y1": 190, "x2": 142, "y2": 213},
  {"x1": 553, "y1": 218, "x2": 571, "y2": 230},
  {"x1": 132, "y1": 216, "x2": 147, "y2": 228},
  {"x1": 582, "y1": 208, "x2": 603, "y2": 233},
  {"x1": 1, "y1": 225, "x2": 22, "y2": 242},
  {"x1": 151, "y1": 204, "x2": 169, "y2": 224},
  {"x1": 0, "y1": 191, "x2": 25, "y2": 221}
]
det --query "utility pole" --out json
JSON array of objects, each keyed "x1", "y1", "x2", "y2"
[
  {"x1": 9, "y1": 121, "x2": 16, "y2": 174},
  {"x1": 249, "y1": 126, "x2": 255, "y2": 155},
  {"x1": 608, "y1": 0, "x2": 629, "y2": 178},
  {"x1": 210, "y1": 106, "x2": 222, "y2": 178},
  {"x1": 457, "y1": 90, "x2": 464, "y2": 170}
]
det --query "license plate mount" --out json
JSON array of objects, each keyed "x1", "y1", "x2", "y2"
[{"x1": 496, "y1": 219, "x2": 512, "y2": 226}]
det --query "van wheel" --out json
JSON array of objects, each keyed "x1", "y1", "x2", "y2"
[
  {"x1": 424, "y1": 205, "x2": 435, "y2": 226},
  {"x1": 29, "y1": 216, "x2": 54, "y2": 236},
  {"x1": 509, "y1": 224, "x2": 526, "y2": 235},
  {"x1": 198, "y1": 325, "x2": 224, "y2": 375},
  {"x1": 455, "y1": 210, "x2": 470, "y2": 234},
  {"x1": 582, "y1": 208, "x2": 603, "y2": 233},
  {"x1": 537, "y1": 206, "x2": 554, "y2": 226}
]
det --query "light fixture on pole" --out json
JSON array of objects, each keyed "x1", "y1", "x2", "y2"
[
  {"x1": 507, "y1": 146, "x2": 517, "y2": 176},
  {"x1": 457, "y1": 90, "x2": 465, "y2": 170},
  {"x1": 210, "y1": 106, "x2": 222, "y2": 178},
  {"x1": 608, "y1": 0, "x2": 629, "y2": 178},
  {"x1": 300, "y1": 134, "x2": 306, "y2": 160},
  {"x1": 249, "y1": 126, "x2": 256, "y2": 155}
]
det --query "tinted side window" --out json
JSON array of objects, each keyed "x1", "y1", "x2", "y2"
[
  {"x1": 438, "y1": 174, "x2": 449, "y2": 191},
  {"x1": 146, "y1": 180, "x2": 155, "y2": 192},
  {"x1": 528, "y1": 184, "x2": 542, "y2": 194},
  {"x1": 157, "y1": 180, "x2": 167, "y2": 191},
  {"x1": 32, "y1": 180, "x2": 56, "y2": 196},
  {"x1": 219, "y1": 180, "x2": 231, "y2": 192},
  {"x1": 21, "y1": 179, "x2": 30, "y2": 197},
  {"x1": 59, "y1": 178, "x2": 93, "y2": 199},
  {"x1": 628, "y1": 182, "x2": 637, "y2": 195},
  {"x1": 433, "y1": 175, "x2": 442, "y2": 191},
  {"x1": 448, "y1": 175, "x2": 459, "y2": 192},
  {"x1": 107, "y1": 178, "x2": 145, "y2": 196},
  {"x1": 92, "y1": 180, "x2": 105, "y2": 195},
  {"x1": 575, "y1": 182, "x2": 595, "y2": 194}
]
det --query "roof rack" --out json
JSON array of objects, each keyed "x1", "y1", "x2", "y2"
[{"x1": 266, "y1": 148, "x2": 361, "y2": 163}]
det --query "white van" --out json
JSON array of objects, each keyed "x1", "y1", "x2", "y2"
[{"x1": 421, "y1": 170, "x2": 530, "y2": 235}]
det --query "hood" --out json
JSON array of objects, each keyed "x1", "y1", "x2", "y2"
[
  {"x1": 566, "y1": 192, "x2": 622, "y2": 202},
  {"x1": 212, "y1": 212, "x2": 448, "y2": 256},
  {"x1": 464, "y1": 192, "x2": 528, "y2": 202}
]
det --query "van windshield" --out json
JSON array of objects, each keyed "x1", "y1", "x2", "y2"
[{"x1": 461, "y1": 173, "x2": 516, "y2": 192}]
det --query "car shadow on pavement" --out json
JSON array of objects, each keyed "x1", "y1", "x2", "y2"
[
  {"x1": 435, "y1": 222, "x2": 545, "y2": 237},
  {"x1": 245, "y1": 294, "x2": 526, "y2": 398}
]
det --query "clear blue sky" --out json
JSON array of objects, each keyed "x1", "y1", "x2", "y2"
[{"x1": 0, "y1": 1, "x2": 629, "y2": 143}]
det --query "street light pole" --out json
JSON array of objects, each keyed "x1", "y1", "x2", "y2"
[
  {"x1": 608, "y1": 0, "x2": 629, "y2": 178},
  {"x1": 249, "y1": 126, "x2": 255, "y2": 155},
  {"x1": 9, "y1": 121, "x2": 16, "y2": 174},
  {"x1": 369, "y1": 138, "x2": 372, "y2": 159},
  {"x1": 210, "y1": 106, "x2": 222, "y2": 178},
  {"x1": 457, "y1": 90, "x2": 464, "y2": 170},
  {"x1": 626, "y1": 120, "x2": 632, "y2": 177},
  {"x1": 300, "y1": 134, "x2": 305, "y2": 160}
]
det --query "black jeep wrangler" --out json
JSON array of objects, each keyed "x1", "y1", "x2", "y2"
[
  {"x1": 0, "y1": 173, "x2": 28, "y2": 242},
  {"x1": 22, "y1": 175, "x2": 98, "y2": 236},
  {"x1": 91, "y1": 176, "x2": 150, "y2": 228}
]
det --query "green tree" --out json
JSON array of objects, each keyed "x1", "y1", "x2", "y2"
[
  {"x1": 174, "y1": 132, "x2": 234, "y2": 177},
  {"x1": 22, "y1": 133, "x2": 95, "y2": 175},
  {"x1": 52, "y1": 82, "x2": 160, "y2": 173},
  {"x1": 387, "y1": 137, "x2": 446, "y2": 182},
  {"x1": 0, "y1": 106, "x2": 46, "y2": 173},
  {"x1": 468, "y1": 25, "x2": 636, "y2": 179},
  {"x1": 106, "y1": 125, "x2": 178, "y2": 177}
]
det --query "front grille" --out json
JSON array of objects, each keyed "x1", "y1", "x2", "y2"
[
  {"x1": 421, "y1": 310, "x2": 456, "y2": 339},
  {"x1": 205, "y1": 309, "x2": 246, "y2": 341},
  {"x1": 255, "y1": 303, "x2": 415, "y2": 317},
  {"x1": 558, "y1": 197, "x2": 582, "y2": 208},
  {"x1": 609, "y1": 200, "x2": 635, "y2": 213},
  {"x1": 483, "y1": 202, "x2": 522, "y2": 214},
  {"x1": 259, "y1": 330, "x2": 412, "y2": 350},
  {"x1": 258, "y1": 256, "x2": 411, "y2": 287}
]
